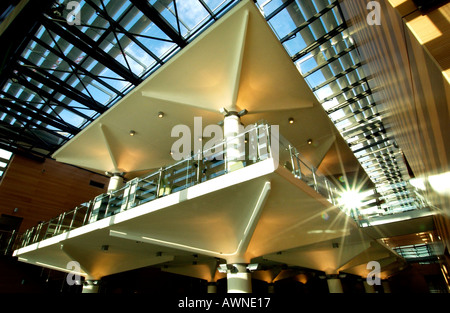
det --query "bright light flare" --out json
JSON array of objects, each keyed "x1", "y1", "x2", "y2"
[
  {"x1": 428, "y1": 172, "x2": 450, "y2": 195},
  {"x1": 338, "y1": 189, "x2": 364, "y2": 209}
]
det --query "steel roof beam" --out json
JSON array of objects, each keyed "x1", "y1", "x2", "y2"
[
  {"x1": 32, "y1": 36, "x2": 125, "y2": 98},
  {"x1": 39, "y1": 16, "x2": 142, "y2": 86},
  {"x1": 10, "y1": 75, "x2": 94, "y2": 123},
  {"x1": 129, "y1": 0, "x2": 187, "y2": 48},
  {"x1": 17, "y1": 60, "x2": 106, "y2": 114},
  {"x1": 0, "y1": 98, "x2": 79, "y2": 135}
]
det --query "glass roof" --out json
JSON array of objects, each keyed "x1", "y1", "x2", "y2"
[
  {"x1": 0, "y1": 0, "x2": 423, "y2": 216},
  {"x1": 0, "y1": 0, "x2": 239, "y2": 156}
]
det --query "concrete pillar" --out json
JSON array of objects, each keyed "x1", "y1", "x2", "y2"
[
  {"x1": 382, "y1": 280, "x2": 391, "y2": 293},
  {"x1": 223, "y1": 114, "x2": 244, "y2": 172},
  {"x1": 107, "y1": 173, "x2": 124, "y2": 192},
  {"x1": 207, "y1": 282, "x2": 217, "y2": 293},
  {"x1": 82, "y1": 280, "x2": 100, "y2": 293},
  {"x1": 227, "y1": 264, "x2": 252, "y2": 293},
  {"x1": 364, "y1": 281, "x2": 376, "y2": 293},
  {"x1": 327, "y1": 275, "x2": 343, "y2": 293}
]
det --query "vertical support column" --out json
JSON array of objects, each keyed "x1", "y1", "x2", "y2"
[
  {"x1": 227, "y1": 264, "x2": 252, "y2": 293},
  {"x1": 107, "y1": 173, "x2": 124, "y2": 192},
  {"x1": 223, "y1": 113, "x2": 244, "y2": 172},
  {"x1": 82, "y1": 280, "x2": 100, "y2": 293},
  {"x1": 382, "y1": 280, "x2": 391, "y2": 293},
  {"x1": 207, "y1": 282, "x2": 217, "y2": 293},
  {"x1": 327, "y1": 274, "x2": 343, "y2": 293},
  {"x1": 364, "y1": 281, "x2": 376, "y2": 293}
]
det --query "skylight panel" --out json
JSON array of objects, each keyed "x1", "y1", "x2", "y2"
[
  {"x1": 205, "y1": 0, "x2": 231, "y2": 13},
  {"x1": 268, "y1": 9, "x2": 297, "y2": 39}
]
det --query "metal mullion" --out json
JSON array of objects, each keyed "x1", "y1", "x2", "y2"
[
  {"x1": 199, "y1": 0, "x2": 217, "y2": 21},
  {"x1": 0, "y1": 115, "x2": 58, "y2": 150},
  {"x1": 291, "y1": 24, "x2": 347, "y2": 62},
  {"x1": 12, "y1": 74, "x2": 94, "y2": 122},
  {"x1": 340, "y1": 118, "x2": 382, "y2": 138},
  {"x1": 366, "y1": 164, "x2": 401, "y2": 175},
  {"x1": 32, "y1": 36, "x2": 124, "y2": 97},
  {"x1": 129, "y1": 0, "x2": 187, "y2": 48},
  {"x1": 280, "y1": 2, "x2": 338, "y2": 44},
  {"x1": 347, "y1": 131, "x2": 385, "y2": 147},
  {"x1": 98, "y1": 0, "x2": 135, "y2": 75},
  {"x1": 68, "y1": 22, "x2": 174, "y2": 43},
  {"x1": 303, "y1": 45, "x2": 356, "y2": 78},
  {"x1": 344, "y1": 125, "x2": 383, "y2": 141},
  {"x1": 172, "y1": 0, "x2": 182, "y2": 36},
  {"x1": 332, "y1": 105, "x2": 377, "y2": 125},
  {"x1": 321, "y1": 78, "x2": 368, "y2": 103},
  {"x1": 361, "y1": 155, "x2": 399, "y2": 167},
  {"x1": 357, "y1": 146, "x2": 397, "y2": 160},
  {"x1": 18, "y1": 58, "x2": 106, "y2": 114},
  {"x1": 371, "y1": 171, "x2": 404, "y2": 181},
  {"x1": 40, "y1": 16, "x2": 142, "y2": 86},
  {"x1": 86, "y1": 0, "x2": 163, "y2": 68},
  {"x1": 311, "y1": 62, "x2": 362, "y2": 92},
  {"x1": 45, "y1": 30, "x2": 98, "y2": 103},
  {"x1": 265, "y1": 0, "x2": 295, "y2": 21},
  {"x1": 0, "y1": 110, "x2": 68, "y2": 144},
  {"x1": 352, "y1": 137, "x2": 391, "y2": 154},
  {"x1": 325, "y1": 89, "x2": 372, "y2": 114},
  {"x1": 0, "y1": 98, "x2": 79, "y2": 135}
]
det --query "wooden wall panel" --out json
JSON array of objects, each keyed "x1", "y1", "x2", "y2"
[{"x1": 0, "y1": 155, "x2": 109, "y2": 232}]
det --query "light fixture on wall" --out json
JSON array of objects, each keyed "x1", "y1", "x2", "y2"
[
  {"x1": 288, "y1": 117, "x2": 294, "y2": 124},
  {"x1": 158, "y1": 111, "x2": 164, "y2": 118},
  {"x1": 129, "y1": 130, "x2": 136, "y2": 136},
  {"x1": 307, "y1": 138, "x2": 312, "y2": 145}
]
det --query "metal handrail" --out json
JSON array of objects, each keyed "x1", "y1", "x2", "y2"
[{"x1": 14, "y1": 123, "x2": 348, "y2": 249}]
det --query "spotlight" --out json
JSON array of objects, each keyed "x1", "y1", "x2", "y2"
[
  {"x1": 288, "y1": 117, "x2": 294, "y2": 124},
  {"x1": 129, "y1": 130, "x2": 136, "y2": 136},
  {"x1": 158, "y1": 112, "x2": 164, "y2": 118},
  {"x1": 307, "y1": 139, "x2": 312, "y2": 145}
]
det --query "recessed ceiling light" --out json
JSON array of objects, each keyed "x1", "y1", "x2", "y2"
[{"x1": 158, "y1": 111, "x2": 164, "y2": 118}]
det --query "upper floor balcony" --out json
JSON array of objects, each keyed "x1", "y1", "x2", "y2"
[
  {"x1": 14, "y1": 122, "x2": 347, "y2": 250},
  {"x1": 9, "y1": 0, "x2": 432, "y2": 284}
]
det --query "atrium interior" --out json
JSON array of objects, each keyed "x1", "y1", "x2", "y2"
[{"x1": 0, "y1": 0, "x2": 449, "y2": 294}]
